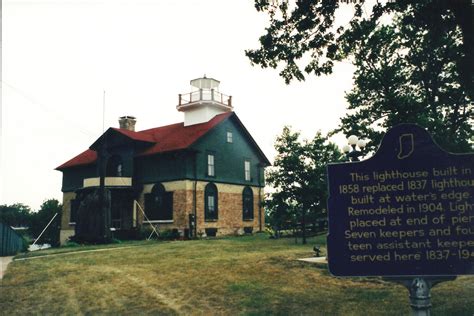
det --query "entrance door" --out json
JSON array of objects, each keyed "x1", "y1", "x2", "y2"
[{"x1": 110, "y1": 189, "x2": 134, "y2": 230}]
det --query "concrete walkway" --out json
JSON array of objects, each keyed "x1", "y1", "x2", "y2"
[
  {"x1": 0, "y1": 256, "x2": 14, "y2": 280},
  {"x1": 13, "y1": 245, "x2": 137, "y2": 262},
  {"x1": 1, "y1": 245, "x2": 139, "y2": 280},
  {"x1": 298, "y1": 256, "x2": 328, "y2": 264}
]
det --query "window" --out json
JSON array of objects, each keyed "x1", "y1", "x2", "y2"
[
  {"x1": 207, "y1": 154, "x2": 215, "y2": 177},
  {"x1": 244, "y1": 160, "x2": 251, "y2": 181},
  {"x1": 208, "y1": 195, "x2": 215, "y2": 212},
  {"x1": 244, "y1": 227, "x2": 253, "y2": 234},
  {"x1": 227, "y1": 131, "x2": 233, "y2": 143},
  {"x1": 205, "y1": 228, "x2": 218, "y2": 237},
  {"x1": 205, "y1": 182, "x2": 218, "y2": 220},
  {"x1": 242, "y1": 186, "x2": 254, "y2": 220},
  {"x1": 144, "y1": 183, "x2": 173, "y2": 221},
  {"x1": 106, "y1": 155, "x2": 123, "y2": 177}
]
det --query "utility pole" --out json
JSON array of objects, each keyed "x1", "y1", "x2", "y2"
[{"x1": 98, "y1": 132, "x2": 111, "y2": 243}]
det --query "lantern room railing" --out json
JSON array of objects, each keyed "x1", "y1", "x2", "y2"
[{"x1": 178, "y1": 89, "x2": 232, "y2": 108}]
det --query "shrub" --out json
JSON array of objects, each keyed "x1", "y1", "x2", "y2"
[
  {"x1": 138, "y1": 225, "x2": 159, "y2": 240},
  {"x1": 64, "y1": 241, "x2": 80, "y2": 247},
  {"x1": 159, "y1": 229, "x2": 180, "y2": 240}
]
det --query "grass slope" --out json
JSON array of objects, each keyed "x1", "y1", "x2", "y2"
[{"x1": 1, "y1": 234, "x2": 473, "y2": 315}]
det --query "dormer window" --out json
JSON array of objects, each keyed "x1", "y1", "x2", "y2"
[
  {"x1": 106, "y1": 155, "x2": 123, "y2": 177},
  {"x1": 227, "y1": 131, "x2": 233, "y2": 143},
  {"x1": 117, "y1": 164, "x2": 122, "y2": 176}
]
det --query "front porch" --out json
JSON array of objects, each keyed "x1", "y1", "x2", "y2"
[{"x1": 70, "y1": 186, "x2": 138, "y2": 242}]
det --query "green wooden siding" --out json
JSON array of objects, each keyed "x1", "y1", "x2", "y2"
[
  {"x1": 134, "y1": 152, "x2": 189, "y2": 184},
  {"x1": 191, "y1": 117, "x2": 265, "y2": 187},
  {"x1": 61, "y1": 141, "x2": 136, "y2": 192},
  {"x1": 132, "y1": 116, "x2": 267, "y2": 186},
  {"x1": 61, "y1": 115, "x2": 267, "y2": 190},
  {"x1": 62, "y1": 165, "x2": 96, "y2": 192}
]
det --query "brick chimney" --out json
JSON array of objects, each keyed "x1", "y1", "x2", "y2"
[{"x1": 119, "y1": 116, "x2": 137, "y2": 131}]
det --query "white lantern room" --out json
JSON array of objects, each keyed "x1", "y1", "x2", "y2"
[{"x1": 177, "y1": 76, "x2": 233, "y2": 126}]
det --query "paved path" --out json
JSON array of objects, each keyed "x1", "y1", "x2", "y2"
[
  {"x1": 13, "y1": 245, "x2": 137, "y2": 262},
  {"x1": 0, "y1": 256, "x2": 14, "y2": 280},
  {"x1": 0, "y1": 245, "x2": 140, "y2": 280},
  {"x1": 298, "y1": 256, "x2": 328, "y2": 264}
]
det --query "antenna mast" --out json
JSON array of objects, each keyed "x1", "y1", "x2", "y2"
[{"x1": 102, "y1": 90, "x2": 106, "y2": 132}]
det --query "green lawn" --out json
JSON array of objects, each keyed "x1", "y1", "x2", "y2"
[{"x1": 1, "y1": 234, "x2": 473, "y2": 315}]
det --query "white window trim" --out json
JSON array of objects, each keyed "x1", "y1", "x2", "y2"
[
  {"x1": 208, "y1": 195, "x2": 215, "y2": 212},
  {"x1": 208, "y1": 154, "x2": 215, "y2": 176},
  {"x1": 245, "y1": 160, "x2": 251, "y2": 181},
  {"x1": 227, "y1": 131, "x2": 233, "y2": 143}
]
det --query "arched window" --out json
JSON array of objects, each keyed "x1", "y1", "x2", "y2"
[
  {"x1": 205, "y1": 182, "x2": 218, "y2": 221},
  {"x1": 144, "y1": 183, "x2": 173, "y2": 221},
  {"x1": 242, "y1": 186, "x2": 254, "y2": 220},
  {"x1": 106, "y1": 155, "x2": 123, "y2": 177}
]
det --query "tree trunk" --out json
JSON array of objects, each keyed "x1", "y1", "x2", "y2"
[{"x1": 294, "y1": 222, "x2": 298, "y2": 244}]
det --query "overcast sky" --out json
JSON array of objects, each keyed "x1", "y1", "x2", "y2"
[{"x1": 2, "y1": 0, "x2": 358, "y2": 210}]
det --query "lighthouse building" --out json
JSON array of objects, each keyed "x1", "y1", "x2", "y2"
[{"x1": 56, "y1": 77, "x2": 270, "y2": 243}]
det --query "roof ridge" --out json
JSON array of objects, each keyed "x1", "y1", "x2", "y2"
[
  {"x1": 136, "y1": 112, "x2": 232, "y2": 133},
  {"x1": 137, "y1": 121, "x2": 183, "y2": 134}
]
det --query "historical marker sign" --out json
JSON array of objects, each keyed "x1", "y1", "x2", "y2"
[{"x1": 327, "y1": 124, "x2": 474, "y2": 277}]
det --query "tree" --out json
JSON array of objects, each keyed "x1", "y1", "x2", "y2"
[
  {"x1": 246, "y1": 0, "x2": 472, "y2": 97},
  {"x1": 0, "y1": 203, "x2": 32, "y2": 227},
  {"x1": 30, "y1": 199, "x2": 62, "y2": 247},
  {"x1": 335, "y1": 9, "x2": 473, "y2": 153},
  {"x1": 264, "y1": 191, "x2": 296, "y2": 238},
  {"x1": 247, "y1": 0, "x2": 473, "y2": 150},
  {"x1": 266, "y1": 127, "x2": 343, "y2": 243}
]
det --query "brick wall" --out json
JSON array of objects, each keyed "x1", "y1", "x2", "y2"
[
  {"x1": 195, "y1": 183, "x2": 263, "y2": 236},
  {"x1": 139, "y1": 180, "x2": 264, "y2": 236}
]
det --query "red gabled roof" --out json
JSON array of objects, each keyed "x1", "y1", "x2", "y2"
[
  {"x1": 137, "y1": 112, "x2": 232, "y2": 155},
  {"x1": 111, "y1": 127, "x2": 155, "y2": 143},
  {"x1": 56, "y1": 112, "x2": 233, "y2": 170},
  {"x1": 56, "y1": 149, "x2": 98, "y2": 170}
]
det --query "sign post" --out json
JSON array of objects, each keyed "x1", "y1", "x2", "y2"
[
  {"x1": 384, "y1": 276, "x2": 456, "y2": 316},
  {"x1": 327, "y1": 124, "x2": 473, "y2": 314}
]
